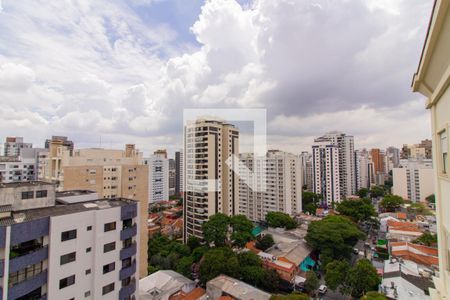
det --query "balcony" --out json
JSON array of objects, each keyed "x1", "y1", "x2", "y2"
[
  {"x1": 120, "y1": 242, "x2": 137, "y2": 260},
  {"x1": 119, "y1": 279, "x2": 136, "y2": 300},
  {"x1": 8, "y1": 270, "x2": 47, "y2": 300},
  {"x1": 119, "y1": 260, "x2": 136, "y2": 280},
  {"x1": 0, "y1": 259, "x2": 3, "y2": 278},
  {"x1": 120, "y1": 224, "x2": 137, "y2": 240},
  {"x1": 9, "y1": 246, "x2": 48, "y2": 273}
]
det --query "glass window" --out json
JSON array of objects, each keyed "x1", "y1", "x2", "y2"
[
  {"x1": 103, "y1": 262, "x2": 115, "y2": 274},
  {"x1": 21, "y1": 191, "x2": 34, "y2": 200},
  {"x1": 103, "y1": 242, "x2": 116, "y2": 253},
  {"x1": 102, "y1": 282, "x2": 115, "y2": 295},
  {"x1": 440, "y1": 130, "x2": 448, "y2": 174},
  {"x1": 36, "y1": 190, "x2": 47, "y2": 198},
  {"x1": 61, "y1": 229, "x2": 77, "y2": 242},
  {"x1": 60, "y1": 252, "x2": 76, "y2": 265},
  {"x1": 59, "y1": 275, "x2": 75, "y2": 289},
  {"x1": 104, "y1": 222, "x2": 116, "y2": 232}
]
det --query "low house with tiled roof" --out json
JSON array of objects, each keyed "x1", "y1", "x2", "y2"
[
  {"x1": 387, "y1": 220, "x2": 424, "y2": 242},
  {"x1": 390, "y1": 242, "x2": 439, "y2": 270}
]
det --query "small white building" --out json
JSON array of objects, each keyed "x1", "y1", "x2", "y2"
[{"x1": 144, "y1": 153, "x2": 169, "y2": 204}]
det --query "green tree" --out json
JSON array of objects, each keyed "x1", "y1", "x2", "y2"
[
  {"x1": 361, "y1": 291, "x2": 387, "y2": 300},
  {"x1": 199, "y1": 247, "x2": 234, "y2": 283},
  {"x1": 266, "y1": 211, "x2": 297, "y2": 229},
  {"x1": 302, "y1": 191, "x2": 322, "y2": 214},
  {"x1": 202, "y1": 213, "x2": 230, "y2": 247},
  {"x1": 192, "y1": 246, "x2": 208, "y2": 262},
  {"x1": 408, "y1": 202, "x2": 431, "y2": 215},
  {"x1": 426, "y1": 194, "x2": 435, "y2": 204},
  {"x1": 147, "y1": 264, "x2": 159, "y2": 275},
  {"x1": 230, "y1": 215, "x2": 254, "y2": 247},
  {"x1": 241, "y1": 265, "x2": 266, "y2": 286},
  {"x1": 358, "y1": 188, "x2": 370, "y2": 198},
  {"x1": 305, "y1": 216, "x2": 365, "y2": 262},
  {"x1": 346, "y1": 259, "x2": 381, "y2": 298},
  {"x1": 370, "y1": 186, "x2": 385, "y2": 198},
  {"x1": 304, "y1": 271, "x2": 319, "y2": 295},
  {"x1": 238, "y1": 251, "x2": 262, "y2": 267},
  {"x1": 255, "y1": 234, "x2": 275, "y2": 251},
  {"x1": 413, "y1": 233, "x2": 438, "y2": 247},
  {"x1": 325, "y1": 260, "x2": 350, "y2": 291},
  {"x1": 380, "y1": 195, "x2": 404, "y2": 212},
  {"x1": 261, "y1": 269, "x2": 281, "y2": 292},
  {"x1": 176, "y1": 256, "x2": 194, "y2": 278},
  {"x1": 336, "y1": 198, "x2": 376, "y2": 223},
  {"x1": 187, "y1": 235, "x2": 201, "y2": 251}
]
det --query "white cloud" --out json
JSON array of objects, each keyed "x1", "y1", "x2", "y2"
[{"x1": 0, "y1": 0, "x2": 433, "y2": 154}]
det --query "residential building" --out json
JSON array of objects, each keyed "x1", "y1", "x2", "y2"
[
  {"x1": 0, "y1": 181, "x2": 139, "y2": 300},
  {"x1": 412, "y1": 1, "x2": 450, "y2": 298},
  {"x1": 238, "y1": 150, "x2": 302, "y2": 222},
  {"x1": 0, "y1": 148, "x2": 47, "y2": 183},
  {"x1": 143, "y1": 151, "x2": 169, "y2": 204},
  {"x1": 387, "y1": 146, "x2": 401, "y2": 168},
  {"x1": 355, "y1": 149, "x2": 371, "y2": 191},
  {"x1": 169, "y1": 158, "x2": 176, "y2": 196},
  {"x1": 370, "y1": 148, "x2": 387, "y2": 185},
  {"x1": 139, "y1": 270, "x2": 204, "y2": 300},
  {"x1": 3, "y1": 137, "x2": 32, "y2": 157},
  {"x1": 393, "y1": 159, "x2": 434, "y2": 202},
  {"x1": 175, "y1": 150, "x2": 184, "y2": 196},
  {"x1": 44, "y1": 136, "x2": 74, "y2": 155},
  {"x1": 312, "y1": 137, "x2": 341, "y2": 206},
  {"x1": 300, "y1": 151, "x2": 313, "y2": 191},
  {"x1": 390, "y1": 242, "x2": 439, "y2": 269},
  {"x1": 206, "y1": 275, "x2": 271, "y2": 300},
  {"x1": 321, "y1": 131, "x2": 356, "y2": 197},
  {"x1": 56, "y1": 145, "x2": 148, "y2": 277},
  {"x1": 183, "y1": 119, "x2": 239, "y2": 242},
  {"x1": 401, "y1": 140, "x2": 433, "y2": 160}
]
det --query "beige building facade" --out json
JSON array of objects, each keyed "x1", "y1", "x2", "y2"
[
  {"x1": 183, "y1": 119, "x2": 239, "y2": 242},
  {"x1": 392, "y1": 159, "x2": 434, "y2": 203},
  {"x1": 412, "y1": 1, "x2": 450, "y2": 298}
]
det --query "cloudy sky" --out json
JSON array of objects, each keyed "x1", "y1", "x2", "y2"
[{"x1": 0, "y1": 0, "x2": 433, "y2": 155}]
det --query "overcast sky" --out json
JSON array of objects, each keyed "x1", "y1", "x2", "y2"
[{"x1": 0, "y1": 0, "x2": 434, "y2": 156}]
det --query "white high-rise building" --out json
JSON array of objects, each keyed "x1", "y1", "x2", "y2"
[
  {"x1": 0, "y1": 182, "x2": 139, "y2": 300},
  {"x1": 175, "y1": 150, "x2": 184, "y2": 196},
  {"x1": 183, "y1": 119, "x2": 239, "y2": 242},
  {"x1": 144, "y1": 152, "x2": 169, "y2": 204},
  {"x1": 321, "y1": 131, "x2": 356, "y2": 197},
  {"x1": 312, "y1": 138, "x2": 341, "y2": 206},
  {"x1": 239, "y1": 150, "x2": 302, "y2": 222},
  {"x1": 355, "y1": 149, "x2": 371, "y2": 191},
  {"x1": 393, "y1": 159, "x2": 434, "y2": 203},
  {"x1": 3, "y1": 137, "x2": 32, "y2": 157}
]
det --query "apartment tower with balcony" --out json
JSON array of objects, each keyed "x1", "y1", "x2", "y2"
[{"x1": 183, "y1": 120, "x2": 239, "y2": 242}]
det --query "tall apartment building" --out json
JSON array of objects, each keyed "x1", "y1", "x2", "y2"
[
  {"x1": 386, "y1": 147, "x2": 401, "y2": 168},
  {"x1": 312, "y1": 137, "x2": 341, "y2": 206},
  {"x1": 0, "y1": 182, "x2": 139, "y2": 300},
  {"x1": 370, "y1": 148, "x2": 387, "y2": 185},
  {"x1": 392, "y1": 159, "x2": 434, "y2": 202},
  {"x1": 239, "y1": 150, "x2": 302, "y2": 222},
  {"x1": 412, "y1": 2, "x2": 450, "y2": 297},
  {"x1": 300, "y1": 151, "x2": 313, "y2": 191},
  {"x1": 175, "y1": 150, "x2": 184, "y2": 196},
  {"x1": 50, "y1": 145, "x2": 148, "y2": 278},
  {"x1": 3, "y1": 137, "x2": 32, "y2": 157},
  {"x1": 169, "y1": 158, "x2": 176, "y2": 196},
  {"x1": 355, "y1": 149, "x2": 371, "y2": 191},
  {"x1": 39, "y1": 137, "x2": 72, "y2": 187},
  {"x1": 316, "y1": 132, "x2": 356, "y2": 197},
  {"x1": 143, "y1": 151, "x2": 169, "y2": 204},
  {"x1": 183, "y1": 119, "x2": 239, "y2": 242},
  {"x1": 401, "y1": 140, "x2": 432, "y2": 160},
  {"x1": 0, "y1": 148, "x2": 47, "y2": 183}
]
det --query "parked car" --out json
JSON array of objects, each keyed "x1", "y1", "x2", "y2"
[{"x1": 318, "y1": 285, "x2": 328, "y2": 294}]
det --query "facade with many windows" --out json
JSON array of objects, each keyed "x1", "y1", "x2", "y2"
[
  {"x1": 0, "y1": 182, "x2": 139, "y2": 300},
  {"x1": 412, "y1": 0, "x2": 450, "y2": 298}
]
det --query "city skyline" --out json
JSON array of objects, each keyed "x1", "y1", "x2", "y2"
[{"x1": 0, "y1": 0, "x2": 434, "y2": 155}]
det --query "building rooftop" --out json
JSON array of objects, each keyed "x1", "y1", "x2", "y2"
[
  {"x1": 0, "y1": 181, "x2": 54, "y2": 188},
  {"x1": 0, "y1": 197, "x2": 137, "y2": 226},
  {"x1": 139, "y1": 270, "x2": 196, "y2": 300},
  {"x1": 207, "y1": 275, "x2": 271, "y2": 300}
]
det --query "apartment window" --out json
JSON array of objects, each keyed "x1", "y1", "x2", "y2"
[
  {"x1": 103, "y1": 262, "x2": 115, "y2": 274},
  {"x1": 86, "y1": 247, "x2": 92, "y2": 253},
  {"x1": 84, "y1": 291, "x2": 91, "y2": 297},
  {"x1": 9, "y1": 262, "x2": 43, "y2": 286},
  {"x1": 87, "y1": 226, "x2": 92, "y2": 231},
  {"x1": 60, "y1": 252, "x2": 76, "y2": 265},
  {"x1": 85, "y1": 269, "x2": 91, "y2": 275},
  {"x1": 122, "y1": 257, "x2": 132, "y2": 268},
  {"x1": 123, "y1": 238, "x2": 132, "y2": 249},
  {"x1": 59, "y1": 274, "x2": 75, "y2": 289},
  {"x1": 36, "y1": 190, "x2": 47, "y2": 198},
  {"x1": 104, "y1": 242, "x2": 116, "y2": 253},
  {"x1": 440, "y1": 130, "x2": 448, "y2": 174},
  {"x1": 21, "y1": 191, "x2": 34, "y2": 200},
  {"x1": 61, "y1": 229, "x2": 77, "y2": 242},
  {"x1": 102, "y1": 282, "x2": 115, "y2": 295},
  {"x1": 104, "y1": 221, "x2": 116, "y2": 232}
]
